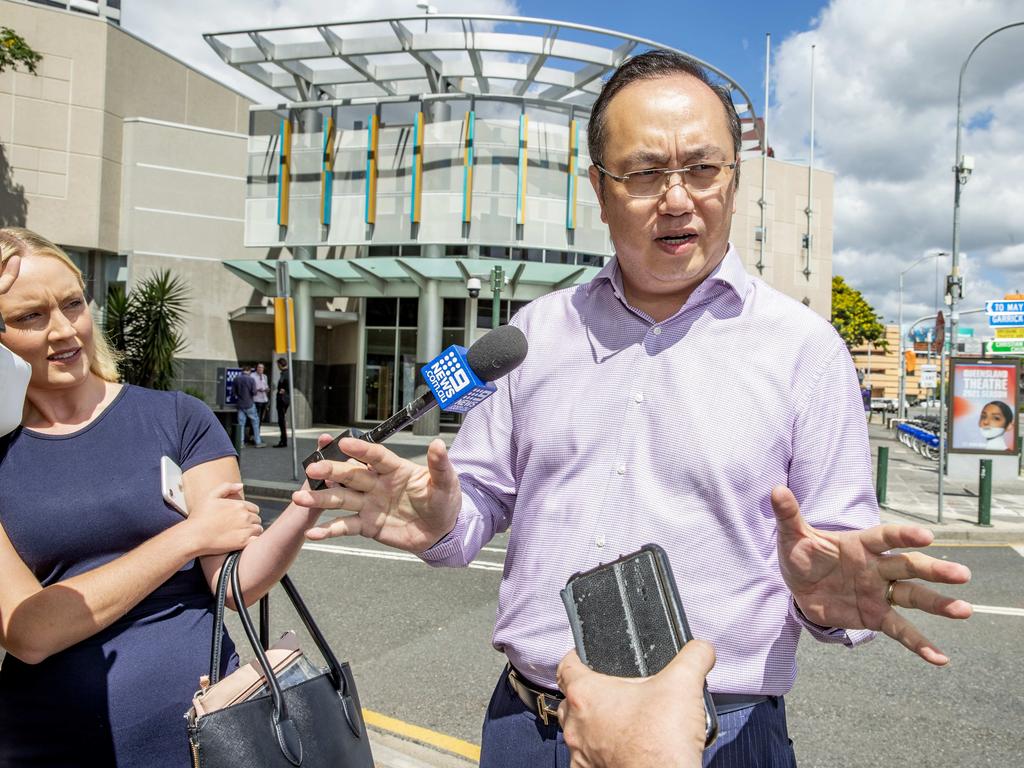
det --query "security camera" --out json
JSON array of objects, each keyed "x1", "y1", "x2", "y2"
[{"x1": 466, "y1": 277, "x2": 481, "y2": 299}]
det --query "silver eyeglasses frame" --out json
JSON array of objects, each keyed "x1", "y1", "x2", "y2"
[{"x1": 594, "y1": 161, "x2": 738, "y2": 198}]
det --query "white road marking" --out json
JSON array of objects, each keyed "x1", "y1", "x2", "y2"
[
  {"x1": 971, "y1": 604, "x2": 1024, "y2": 617},
  {"x1": 302, "y1": 542, "x2": 505, "y2": 572},
  {"x1": 1013, "y1": 545, "x2": 1024, "y2": 558}
]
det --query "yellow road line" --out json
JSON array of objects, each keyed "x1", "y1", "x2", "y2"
[{"x1": 362, "y1": 708, "x2": 481, "y2": 762}]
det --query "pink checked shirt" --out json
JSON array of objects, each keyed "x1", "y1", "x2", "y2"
[{"x1": 423, "y1": 246, "x2": 878, "y2": 694}]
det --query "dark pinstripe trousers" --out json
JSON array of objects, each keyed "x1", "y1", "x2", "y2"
[{"x1": 480, "y1": 667, "x2": 798, "y2": 768}]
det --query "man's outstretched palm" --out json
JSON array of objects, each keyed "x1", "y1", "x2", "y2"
[{"x1": 772, "y1": 486, "x2": 972, "y2": 666}]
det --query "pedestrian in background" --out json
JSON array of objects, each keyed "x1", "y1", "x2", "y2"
[
  {"x1": 252, "y1": 362, "x2": 270, "y2": 423},
  {"x1": 274, "y1": 357, "x2": 290, "y2": 448},
  {"x1": 234, "y1": 365, "x2": 264, "y2": 448}
]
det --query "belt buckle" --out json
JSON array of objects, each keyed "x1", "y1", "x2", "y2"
[{"x1": 536, "y1": 692, "x2": 559, "y2": 726}]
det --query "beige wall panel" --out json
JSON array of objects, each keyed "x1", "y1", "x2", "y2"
[
  {"x1": 98, "y1": 156, "x2": 121, "y2": 252},
  {"x1": 37, "y1": 148, "x2": 68, "y2": 175},
  {"x1": 104, "y1": 33, "x2": 186, "y2": 123},
  {"x1": 325, "y1": 323, "x2": 361, "y2": 365},
  {"x1": 12, "y1": 71, "x2": 43, "y2": 100},
  {"x1": 67, "y1": 106, "x2": 103, "y2": 156},
  {"x1": 12, "y1": 98, "x2": 68, "y2": 151},
  {"x1": 127, "y1": 210, "x2": 244, "y2": 261},
  {"x1": 127, "y1": 122, "x2": 246, "y2": 178},
  {"x1": 184, "y1": 72, "x2": 247, "y2": 134},
  {"x1": 23, "y1": 152, "x2": 100, "y2": 247},
  {"x1": 1, "y1": 2, "x2": 108, "y2": 110},
  {"x1": 0, "y1": 92, "x2": 12, "y2": 145},
  {"x1": 127, "y1": 252, "x2": 254, "y2": 361}
]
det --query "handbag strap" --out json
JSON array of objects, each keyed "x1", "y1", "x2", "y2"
[
  {"x1": 209, "y1": 552, "x2": 273, "y2": 684},
  {"x1": 229, "y1": 551, "x2": 303, "y2": 766}
]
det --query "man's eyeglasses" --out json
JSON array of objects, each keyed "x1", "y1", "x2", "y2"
[{"x1": 595, "y1": 161, "x2": 737, "y2": 198}]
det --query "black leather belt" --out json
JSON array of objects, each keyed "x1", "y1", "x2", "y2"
[{"x1": 506, "y1": 664, "x2": 769, "y2": 725}]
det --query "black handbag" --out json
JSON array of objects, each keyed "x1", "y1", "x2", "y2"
[{"x1": 185, "y1": 552, "x2": 375, "y2": 767}]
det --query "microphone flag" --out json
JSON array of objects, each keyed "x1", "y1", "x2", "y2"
[{"x1": 423, "y1": 345, "x2": 497, "y2": 413}]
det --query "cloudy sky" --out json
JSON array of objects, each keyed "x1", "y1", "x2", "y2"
[{"x1": 120, "y1": 0, "x2": 1024, "y2": 336}]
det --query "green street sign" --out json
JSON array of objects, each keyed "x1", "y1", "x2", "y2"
[{"x1": 988, "y1": 340, "x2": 1024, "y2": 355}]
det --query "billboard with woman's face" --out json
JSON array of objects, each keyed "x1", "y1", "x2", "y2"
[{"x1": 949, "y1": 358, "x2": 1020, "y2": 454}]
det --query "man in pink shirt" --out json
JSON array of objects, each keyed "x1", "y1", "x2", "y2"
[{"x1": 295, "y1": 50, "x2": 972, "y2": 768}]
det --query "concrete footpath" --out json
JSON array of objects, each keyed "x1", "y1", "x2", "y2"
[{"x1": 236, "y1": 420, "x2": 1024, "y2": 767}]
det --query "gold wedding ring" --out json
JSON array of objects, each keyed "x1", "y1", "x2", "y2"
[{"x1": 885, "y1": 580, "x2": 897, "y2": 607}]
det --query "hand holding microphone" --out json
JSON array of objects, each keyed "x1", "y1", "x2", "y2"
[{"x1": 294, "y1": 325, "x2": 528, "y2": 553}]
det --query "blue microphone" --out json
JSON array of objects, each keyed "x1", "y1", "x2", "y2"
[{"x1": 302, "y1": 325, "x2": 528, "y2": 489}]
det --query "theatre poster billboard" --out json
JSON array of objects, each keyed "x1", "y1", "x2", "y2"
[{"x1": 949, "y1": 358, "x2": 1020, "y2": 455}]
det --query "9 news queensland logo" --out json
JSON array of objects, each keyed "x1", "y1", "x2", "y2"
[{"x1": 423, "y1": 346, "x2": 497, "y2": 413}]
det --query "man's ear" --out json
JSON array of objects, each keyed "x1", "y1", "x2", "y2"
[{"x1": 588, "y1": 165, "x2": 608, "y2": 224}]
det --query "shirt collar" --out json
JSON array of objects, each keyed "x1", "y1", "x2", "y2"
[{"x1": 590, "y1": 244, "x2": 750, "y2": 306}]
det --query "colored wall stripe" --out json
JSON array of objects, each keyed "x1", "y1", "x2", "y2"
[
  {"x1": 365, "y1": 113, "x2": 378, "y2": 225},
  {"x1": 320, "y1": 114, "x2": 335, "y2": 228},
  {"x1": 462, "y1": 110, "x2": 475, "y2": 223},
  {"x1": 566, "y1": 119, "x2": 578, "y2": 230},
  {"x1": 277, "y1": 117, "x2": 291, "y2": 228},
  {"x1": 516, "y1": 113, "x2": 528, "y2": 226},
  {"x1": 410, "y1": 111, "x2": 424, "y2": 224}
]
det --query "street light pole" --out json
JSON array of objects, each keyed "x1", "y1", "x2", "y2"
[
  {"x1": 948, "y1": 21, "x2": 1024, "y2": 359},
  {"x1": 898, "y1": 252, "x2": 947, "y2": 421}
]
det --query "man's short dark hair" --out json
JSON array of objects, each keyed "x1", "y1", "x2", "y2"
[
  {"x1": 277, "y1": 357, "x2": 287, "y2": 367},
  {"x1": 587, "y1": 49, "x2": 742, "y2": 179}
]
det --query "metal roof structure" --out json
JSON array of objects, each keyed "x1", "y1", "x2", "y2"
[
  {"x1": 224, "y1": 257, "x2": 600, "y2": 300},
  {"x1": 204, "y1": 14, "x2": 763, "y2": 150}
]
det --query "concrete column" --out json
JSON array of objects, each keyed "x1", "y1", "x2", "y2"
[
  {"x1": 413, "y1": 256, "x2": 443, "y2": 436},
  {"x1": 292, "y1": 244, "x2": 316, "y2": 429}
]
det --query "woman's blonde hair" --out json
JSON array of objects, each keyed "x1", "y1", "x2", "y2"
[{"x1": 0, "y1": 227, "x2": 122, "y2": 382}]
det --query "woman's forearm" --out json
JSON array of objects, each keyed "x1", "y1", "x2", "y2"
[
  {"x1": 2, "y1": 525, "x2": 201, "y2": 664},
  {"x1": 226, "y1": 502, "x2": 321, "y2": 607}
]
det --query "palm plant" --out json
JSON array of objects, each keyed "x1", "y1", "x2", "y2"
[{"x1": 104, "y1": 271, "x2": 189, "y2": 390}]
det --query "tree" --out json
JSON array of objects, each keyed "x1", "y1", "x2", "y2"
[
  {"x1": 0, "y1": 27, "x2": 42, "y2": 75},
  {"x1": 831, "y1": 275, "x2": 888, "y2": 351},
  {"x1": 105, "y1": 271, "x2": 189, "y2": 390}
]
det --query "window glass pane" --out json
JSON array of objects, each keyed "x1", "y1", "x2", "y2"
[
  {"x1": 577, "y1": 252, "x2": 605, "y2": 267},
  {"x1": 545, "y1": 250, "x2": 572, "y2": 264},
  {"x1": 447, "y1": 245, "x2": 468, "y2": 256},
  {"x1": 443, "y1": 299, "x2": 465, "y2": 329},
  {"x1": 398, "y1": 297, "x2": 419, "y2": 327},
  {"x1": 398, "y1": 329, "x2": 418, "y2": 410},
  {"x1": 366, "y1": 298, "x2": 397, "y2": 326},
  {"x1": 364, "y1": 328, "x2": 396, "y2": 420}
]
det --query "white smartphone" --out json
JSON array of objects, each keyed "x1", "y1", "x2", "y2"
[{"x1": 160, "y1": 455, "x2": 189, "y2": 517}]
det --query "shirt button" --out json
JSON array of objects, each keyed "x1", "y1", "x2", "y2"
[
  {"x1": 634, "y1": 392, "x2": 644, "y2": 403},
  {"x1": 595, "y1": 536, "x2": 606, "y2": 548},
  {"x1": 616, "y1": 464, "x2": 626, "y2": 475},
  {"x1": 652, "y1": 327, "x2": 662, "y2": 336}
]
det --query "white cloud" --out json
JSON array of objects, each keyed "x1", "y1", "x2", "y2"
[
  {"x1": 120, "y1": 0, "x2": 519, "y2": 102},
  {"x1": 770, "y1": 0, "x2": 1024, "y2": 334}
]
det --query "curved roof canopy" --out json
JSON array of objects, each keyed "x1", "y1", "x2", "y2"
[
  {"x1": 224, "y1": 257, "x2": 601, "y2": 301},
  {"x1": 205, "y1": 14, "x2": 762, "y2": 149}
]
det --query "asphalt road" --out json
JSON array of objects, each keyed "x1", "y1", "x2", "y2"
[{"x1": 245, "y1": 497, "x2": 1024, "y2": 766}]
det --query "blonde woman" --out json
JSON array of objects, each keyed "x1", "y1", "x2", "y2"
[{"x1": 0, "y1": 228, "x2": 325, "y2": 767}]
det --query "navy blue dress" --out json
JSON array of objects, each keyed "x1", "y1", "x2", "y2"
[{"x1": 0, "y1": 386, "x2": 240, "y2": 767}]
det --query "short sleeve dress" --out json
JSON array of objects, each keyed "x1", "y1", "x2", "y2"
[{"x1": 0, "y1": 385, "x2": 240, "y2": 767}]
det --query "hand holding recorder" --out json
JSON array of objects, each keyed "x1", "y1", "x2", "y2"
[{"x1": 557, "y1": 643, "x2": 715, "y2": 768}]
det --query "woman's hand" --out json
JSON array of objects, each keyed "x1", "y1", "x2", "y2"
[
  {"x1": 181, "y1": 482, "x2": 263, "y2": 556},
  {"x1": 0, "y1": 253, "x2": 20, "y2": 297}
]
